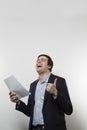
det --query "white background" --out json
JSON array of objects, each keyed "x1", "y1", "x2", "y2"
[{"x1": 0, "y1": 0, "x2": 87, "y2": 130}]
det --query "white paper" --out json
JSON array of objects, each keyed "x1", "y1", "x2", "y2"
[{"x1": 4, "y1": 75, "x2": 29, "y2": 99}]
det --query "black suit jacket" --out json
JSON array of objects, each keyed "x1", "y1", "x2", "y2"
[{"x1": 16, "y1": 73, "x2": 73, "y2": 130}]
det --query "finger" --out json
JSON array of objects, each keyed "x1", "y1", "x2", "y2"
[
  {"x1": 53, "y1": 78, "x2": 57, "y2": 87},
  {"x1": 10, "y1": 94, "x2": 17, "y2": 101},
  {"x1": 10, "y1": 95, "x2": 19, "y2": 102},
  {"x1": 46, "y1": 83, "x2": 51, "y2": 90},
  {"x1": 9, "y1": 92, "x2": 11, "y2": 95},
  {"x1": 9, "y1": 91, "x2": 16, "y2": 96},
  {"x1": 11, "y1": 98, "x2": 19, "y2": 103},
  {"x1": 9, "y1": 91, "x2": 14, "y2": 95},
  {"x1": 10, "y1": 94, "x2": 16, "y2": 98},
  {"x1": 47, "y1": 83, "x2": 51, "y2": 86}
]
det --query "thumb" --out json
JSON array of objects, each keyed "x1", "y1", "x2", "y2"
[{"x1": 53, "y1": 78, "x2": 57, "y2": 87}]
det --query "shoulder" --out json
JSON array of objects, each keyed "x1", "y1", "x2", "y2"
[
  {"x1": 48, "y1": 73, "x2": 66, "y2": 84},
  {"x1": 50, "y1": 73, "x2": 65, "y2": 81}
]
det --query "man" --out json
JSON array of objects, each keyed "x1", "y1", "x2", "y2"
[{"x1": 9, "y1": 54, "x2": 73, "y2": 130}]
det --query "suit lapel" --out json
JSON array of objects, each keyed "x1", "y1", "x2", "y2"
[
  {"x1": 43, "y1": 73, "x2": 55, "y2": 106},
  {"x1": 48, "y1": 73, "x2": 56, "y2": 84},
  {"x1": 31, "y1": 80, "x2": 38, "y2": 103}
]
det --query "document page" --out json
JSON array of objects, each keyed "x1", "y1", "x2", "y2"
[{"x1": 4, "y1": 75, "x2": 29, "y2": 99}]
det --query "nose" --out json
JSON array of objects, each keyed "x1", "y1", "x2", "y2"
[{"x1": 37, "y1": 59, "x2": 41, "y2": 63}]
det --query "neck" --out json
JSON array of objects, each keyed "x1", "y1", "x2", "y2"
[{"x1": 38, "y1": 71, "x2": 50, "y2": 81}]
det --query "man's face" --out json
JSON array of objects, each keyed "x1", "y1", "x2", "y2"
[{"x1": 36, "y1": 56, "x2": 50, "y2": 74}]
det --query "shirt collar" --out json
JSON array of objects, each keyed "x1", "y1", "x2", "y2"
[{"x1": 39, "y1": 72, "x2": 51, "y2": 84}]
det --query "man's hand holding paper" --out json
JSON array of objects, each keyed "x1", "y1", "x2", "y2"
[{"x1": 9, "y1": 91, "x2": 20, "y2": 104}]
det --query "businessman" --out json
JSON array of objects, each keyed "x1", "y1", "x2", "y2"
[{"x1": 9, "y1": 54, "x2": 73, "y2": 130}]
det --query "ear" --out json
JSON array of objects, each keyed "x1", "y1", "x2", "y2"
[{"x1": 48, "y1": 65, "x2": 51, "y2": 69}]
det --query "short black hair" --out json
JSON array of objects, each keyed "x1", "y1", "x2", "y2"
[{"x1": 38, "y1": 54, "x2": 53, "y2": 72}]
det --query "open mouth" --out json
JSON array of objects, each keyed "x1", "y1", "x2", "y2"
[{"x1": 37, "y1": 65, "x2": 42, "y2": 68}]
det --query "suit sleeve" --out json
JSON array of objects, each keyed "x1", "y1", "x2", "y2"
[
  {"x1": 54, "y1": 78, "x2": 73, "y2": 115},
  {"x1": 15, "y1": 89, "x2": 31, "y2": 117},
  {"x1": 15, "y1": 98, "x2": 30, "y2": 117}
]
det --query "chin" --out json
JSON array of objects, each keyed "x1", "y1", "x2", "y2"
[{"x1": 37, "y1": 70, "x2": 43, "y2": 74}]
